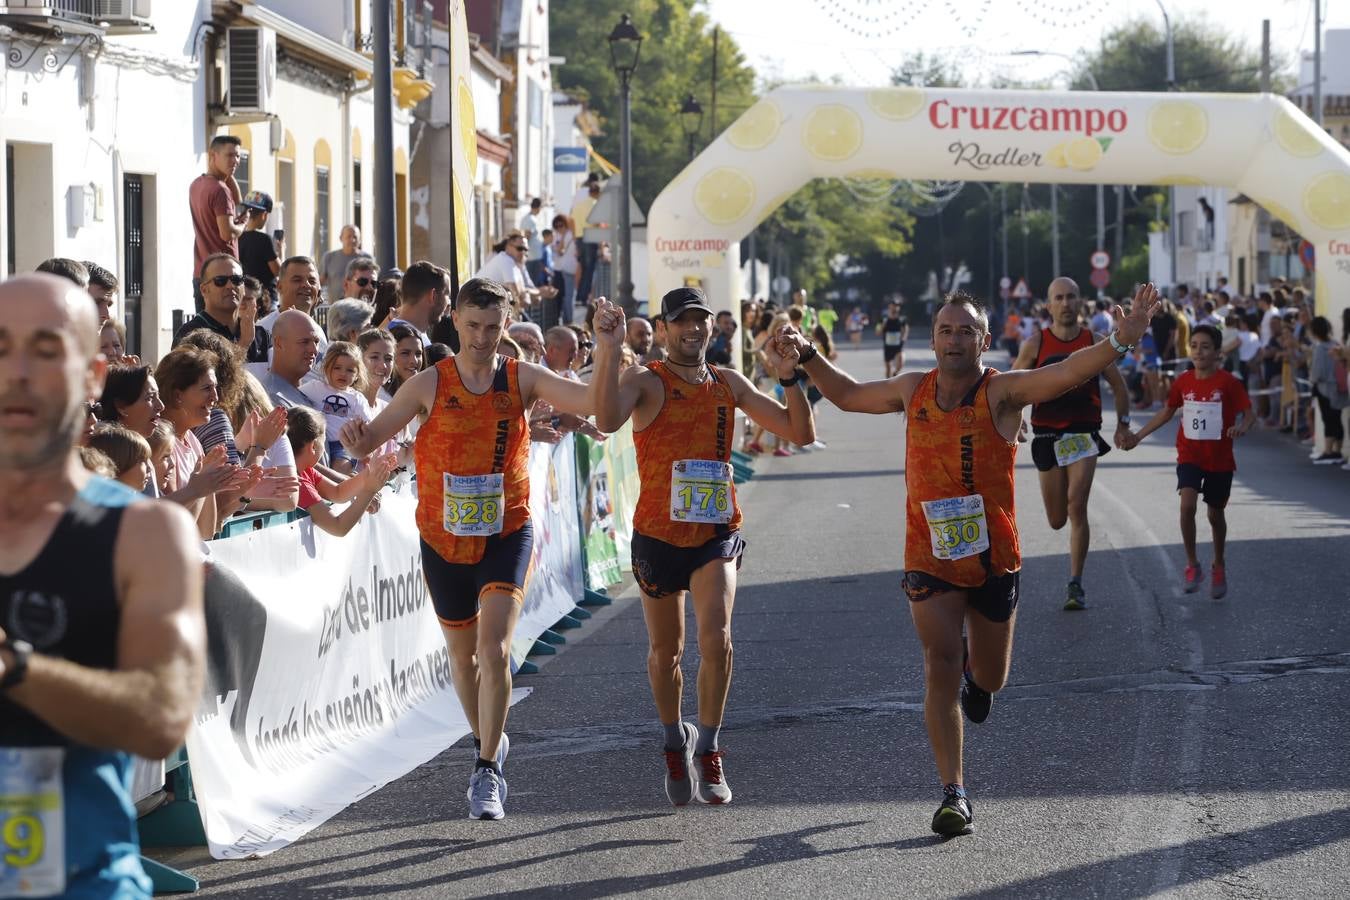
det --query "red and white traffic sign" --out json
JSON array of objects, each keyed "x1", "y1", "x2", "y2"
[
  {"x1": 1089, "y1": 268, "x2": 1111, "y2": 290},
  {"x1": 1012, "y1": 278, "x2": 1030, "y2": 299},
  {"x1": 1090, "y1": 250, "x2": 1111, "y2": 270}
]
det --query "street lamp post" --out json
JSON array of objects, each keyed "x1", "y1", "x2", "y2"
[
  {"x1": 680, "y1": 93, "x2": 704, "y2": 162},
  {"x1": 608, "y1": 14, "x2": 643, "y2": 315},
  {"x1": 1010, "y1": 49, "x2": 1104, "y2": 288},
  {"x1": 1155, "y1": 0, "x2": 1178, "y2": 291}
]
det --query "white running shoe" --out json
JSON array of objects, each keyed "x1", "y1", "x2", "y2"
[
  {"x1": 468, "y1": 767, "x2": 507, "y2": 820},
  {"x1": 694, "y1": 750, "x2": 733, "y2": 805},
  {"x1": 663, "y1": 722, "x2": 698, "y2": 806},
  {"x1": 467, "y1": 733, "x2": 510, "y2": 820}
]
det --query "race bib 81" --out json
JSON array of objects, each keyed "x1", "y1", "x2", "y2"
[{"x1": 1183, "y1": 400, "x2": 1223, "y2": 441}]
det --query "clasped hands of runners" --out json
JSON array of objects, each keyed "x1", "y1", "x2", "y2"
[{"x1": 591, "y1": 297, "x2": 627, "y2": 352}]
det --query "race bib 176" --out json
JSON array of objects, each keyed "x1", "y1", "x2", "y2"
[{"x1": 670, "y1": 459, "x2": 734, "y2": 524}]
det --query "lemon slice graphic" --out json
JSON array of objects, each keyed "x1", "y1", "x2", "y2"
[
  {"x1": 1154, "y1": 175, "x2": 1207, "y2": 186},
  {"x1": 802, "y1": 105, "x2": 864, "y2": 162},
  {"x1": 1273, "y1": 108, "x2": 1323, "y2": 158},
  {"x1": 1147, "y1": 101, "x2": 1207, "y2": 155},
  {"x1": 727, "y1": 100, "x2": 782, "y2": 151},
  {"x1": 694, "y1": 168, "x2": 756, "y2": 225},
  {"x1": 866, "y1": 88, "x2": 925, "y2": 121},
  {"x1": 458, "y1": 78, "x2": 478, "y2": 175},
  {"x1": 1066, "y1": 137, "x2": 1104, "y2": 171},
  {"x1": 1304, "y1": 172, "x2": 1350, "y2": 230}
]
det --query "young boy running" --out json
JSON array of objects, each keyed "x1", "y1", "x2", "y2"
[{"x1": 1120, "y1": 324, "x2": 1253, "y2": 598}]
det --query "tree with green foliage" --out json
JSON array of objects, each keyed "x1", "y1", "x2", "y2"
[{"x1": 551, "y1": 1, "x2": 758, "y2": 212}]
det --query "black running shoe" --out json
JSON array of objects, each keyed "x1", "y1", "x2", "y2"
[
  {"x1": 931, "y1": 791, "x2": 974, "y2": 836},
  {"x1": 1064, "y1": 581, "x2": 1086, "y2": 611},
  {"x1": 960, "y1": 671, "x2": 992, "y2": 724}
]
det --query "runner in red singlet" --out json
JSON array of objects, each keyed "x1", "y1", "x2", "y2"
[
  {"x1": 780, "y1": 285, "x2": 1160, "y2": 836},
  {"x1": 1012, "y1": 276, "x2": 1132, "y2": 610},
  {"x1": 341, "y1": 278, "x2": 626, "y2": 820},
  {"x1": 592, "y1": 287, "x2": 814, "y2": 807}
]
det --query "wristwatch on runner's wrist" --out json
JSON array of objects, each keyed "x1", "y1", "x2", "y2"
[
  {"x1": 1107, "y1": 330, "x2": 1134, "y2": 354},
  {"x1": 0, "y1": 639, "x2": 33, "y2": 690},
  {"x1": 779, "y1": 371, "x2": 802, "y2": 388},
  {"x1": 796, "y1": 344, "x2": 819, "y2": 366}
]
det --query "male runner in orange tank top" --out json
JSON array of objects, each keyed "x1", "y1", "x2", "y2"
[
  {"x1": 1012, "y1": 276, "x2": 1132, "y2": 611},
  {"x1": 781, "y1": 284, "x2": 1160, "y2": 836},
  {"x1": 593, "y1": 287, "x2": 814, "y2": 807},
  {"x1": 341, "y1": 278, "x2": 627, "y2": 820}
]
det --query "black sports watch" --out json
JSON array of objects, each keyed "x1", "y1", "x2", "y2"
[
  {"x1": 0, "y1": 639, "x2": 33, "y2": 690},
  {"x1": 779, "y1": 372, "x2": 802, "y2": 388}
]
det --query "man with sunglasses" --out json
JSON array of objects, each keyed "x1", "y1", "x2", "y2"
[
  {"x1": 174, "y1": 253, "x2": 271, "y2": 363},
  {"x1": 342, "y1": 258, "x2": 380, "y2": 303},
  {"x1": 474, "y1": 230, "x2": 557, "y2": 319}
]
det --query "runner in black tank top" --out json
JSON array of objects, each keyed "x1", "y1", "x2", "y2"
[
  {"x1": 0, "y1": 274, "x2": 205, "y2": 899},
  {"x1": 879, "y1": 301, "x2": 909, "y2": 377},
  {"x1": 1011, "y1": 276, "x2": 1132, "y2": 611}
]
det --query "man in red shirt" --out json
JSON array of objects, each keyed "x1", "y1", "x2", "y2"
[
  {"x1": 1121, "y1": 324, "x2": 1253, "y2": 598},
  {"x1": 189, "y1": 135, "x2": 249, "y2": 310}
]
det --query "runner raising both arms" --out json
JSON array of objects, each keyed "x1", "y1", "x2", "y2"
[
  {"x1": 592, "y1": 287, "x2": 814, "y2": 807},
  {"x1": 778, "y1": 284, "x2": 1161, "y2": 837},
  {"x1": 341, "y1": 278, "x2": 626, "y2": 821},
  {"x1": 1012, "y1": 276, "x2": 1132, "y2": 611}
]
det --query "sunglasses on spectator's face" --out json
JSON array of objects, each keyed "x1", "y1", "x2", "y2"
[
  {"x1": 580, "y1": 340, "x2": 594, "y2": 350},
  {"x1": 354, "y1": 277, "x2": 373, "y2": 287},
  {"x1": 511, "y1": 243, "x2": 528, "y2": 252},
  {"x1": 211, "y1": 274, "x2": 245, "y2": 287}
]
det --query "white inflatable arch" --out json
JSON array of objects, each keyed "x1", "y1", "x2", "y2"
[{"x1": 647, "y1": 85, "x2": 1350, "y2": 324}]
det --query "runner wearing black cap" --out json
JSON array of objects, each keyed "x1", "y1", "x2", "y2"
[{"x1": 593, "y1": 287, "x2": 815, "y2": 807}]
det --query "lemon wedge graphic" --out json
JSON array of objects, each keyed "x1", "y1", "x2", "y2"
[
  {"x1": 727, "y1": 100, "x2": 782, "y2": 151},
  {"x1": 694, "y1": 168, "x2": 756, "y2": 225},
  {"x1": 1066, "y1": 137, "x2": 1104, "y2": 171},
  {"x1": 802, "y1": 105, "x2": 864, "y2": 162},
  {"x1": 1046, "y1": 142, "x2": 1069, "y2": 168},
  {"x1": 1147, "y1": 101, "x2": 1208, "y2": 155}
]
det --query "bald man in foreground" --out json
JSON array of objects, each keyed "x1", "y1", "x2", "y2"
[
  {"x1": 1012, "y1": 276, "x2": 1132, "y2": 611},
  {"x1": 0, "y1": 274, "x2": 206, "y2": 897}
]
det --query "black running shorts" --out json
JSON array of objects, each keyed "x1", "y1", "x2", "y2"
[
  {"x1": 632, "y1": 530, "x2": 745, "y2": 599},
  {"x1": 420, "y1": 520, "x2": 534, "y2": 628},
  {"x1": 883, "y1": 343, "x2": 905, "y2": 361},
  {"x1": 902, "y1": 569, "x2": 1020, "y2": 623},
  {"x1": 1176, "y1": 463, "x2": 1233, "y2": 508},
  {"x1": 1029, "y1": 431, "x2": 1112, "y2": 472}
]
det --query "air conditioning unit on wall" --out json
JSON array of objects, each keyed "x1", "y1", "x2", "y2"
[
  {"x1": 225, "y1": 26, "x2": 277, "y2": 118},
  {"x1": 95, "y1": 0, "x2": 152, "y2": 21}
]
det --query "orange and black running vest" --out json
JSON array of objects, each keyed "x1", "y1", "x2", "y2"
[
  {"x1": 1030, "y1": 326, "x2": 1101, "y2": 434},
  {"x1": 904, "y1": 368, "x2": 1020, "y2": 584},
  {"x1": 414, "y1": 356, "x2": 530, "y2": 564},
  {"x1": 634, "y1": 361, "x2": 742, "y2": 547}
]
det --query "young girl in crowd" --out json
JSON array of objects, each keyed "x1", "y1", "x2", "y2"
[
  {"x1": 302, "y1": 341, "x2": 369, "y2": 474},
  {"x1": 88, "y1": 423, "x2": 154, "y2": 493},
  {"x1": 285, "y1": 407, "x2": 397, "y2": 537},
  {"x1": 148, "y1": 419, "x2": 177, "y2": 497}
]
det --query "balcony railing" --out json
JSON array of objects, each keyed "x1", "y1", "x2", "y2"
[{"x1": 2, "y1": 0, "x2": 97, "y2": 21}]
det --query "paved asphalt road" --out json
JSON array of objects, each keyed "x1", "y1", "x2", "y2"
[{"x1": 166, "y1": 333, "x2": 1350, "y2": 898}]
